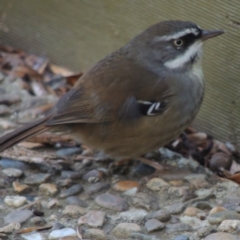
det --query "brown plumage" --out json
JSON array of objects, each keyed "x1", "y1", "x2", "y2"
[{"x1": 0, "y1": 21, "x2": 224, "y2": 160}]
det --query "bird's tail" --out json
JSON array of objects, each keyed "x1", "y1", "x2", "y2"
[{"x1": 0, "y1": 116, "x2": 51, "y2": 152}]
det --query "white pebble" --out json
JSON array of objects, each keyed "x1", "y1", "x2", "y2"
[
  {"x1": 4, "y1": 196, "x2": 27, "y2": 207},
  {"x1": 48, "y1": 228, "x2": 76, "y2": 239}
]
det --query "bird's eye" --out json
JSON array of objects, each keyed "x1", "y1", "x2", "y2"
[{"x1": 173, "y1": 39, "x2": 184, "y2": 47}]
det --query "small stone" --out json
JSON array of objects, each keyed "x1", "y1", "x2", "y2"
[
  {"x1": 146, "y1": 210, "x2": 171, "y2": 222},
  {"x1": 123, "y1": 187, "x2": 138, "y2": 196},
  {"x1": 83, "y1": 228, "x2": 107, "y2": 240},
  {"x1": 4, "y1": 195, "x2": 27, "y2": 207},
  {"x1": 61, "y1": 171, "x2": 82, "y2": 180},
  {"x1": 21, "y1": 231, "x2": 44, "y2": 240},
  {"x1": 30, "y1": 216, "x2": 47, "y2": 226},
  {"x1": 56, "y1": 178, "x2": 73, "y2": 187},
  {"x1": 59, "y1": 237, "x2": 80, "y2": 240},
  {"x1": 52, "y1": 222, "x2": 65, "y2": 230},
  {"x1": 168, "y1": 186, "x2": 189, "y2": 197},
  {"x1": 184, "y1": 207, "x2": 202, "y2": 217},
  {"x1": 4, "y1": 210, "x2": 33, "y2": 224},
  {"x1": 82, "y1": 169, "x2": 104, "y2": 183},
  {"x1": 0, "y1": 222, "x2": 21, "y2": 233},
  {"x1": 145, "y1": 219, "x2": 165, "y2": 232},
  {"x1": 12, "y1": 181, "x2": 31, "y2": 193},
  {"x1": 24, "y1": 173, "x2": 51, "y2": 185},
  {"x1": 85, "y1": 182, "x2": 110, "y2": 194},
  {"x1": 0, "y1": 105, "x2": 11, "y2": 115},
  {"x1": 169, "y1": 180, "x2": 184, "y2": 186},
  {"x1": 112, "y1": 222, "x2": 141, "y2": 238},
  {"x1": 197, "y1": 226, "x2": 215, "y2": 238},
  {"x1": 65, "y1": 196, "x2": 88, "y2": 207},
  {"x1": 180, "y1": 216, "x2": 209, "y2": 229},
  {"x1": 218, "y1": 220, "x2": 240, "y2": 233},
  {"x1": 2, "y1": 168, "x2": 23, "y2": 178},
  {"x1": 132, "y1": 193, "x2": 158, "y2": 211},
  {"x1": 95, "y1": 193, "x2": 128, "y2": 211},
  {"x1": 78, "y1": 211, "x2": 106, "y2": 227},
  {"x1": 184, "y1": 174, "x2": 209, "y2": 189},
  {"x1": 48, "y1": 199, "x2": 61, "y2": 209},
  {"x1": 48, "y1": 228, "x2": 76, "y2": 239},
  {"x1": 39, "y1": 183, "x2": 58, "y2": 196},
  {"x1": 174, "y1": 236, "x2": 189, "y2": 240},
  {"x1": 113, "y1": 180, "x2": 139, "y2": 191},
  {"x1": 165, "y1": 203, "x2": 185, "y2": 215},
  {"x1": 62, "y1": 205, "x2": 87, "y2": 217},
  {"x1": 209, "y1": 206, "x2": 227, "y2": 215},
  {"x1": 56, "y1": 147, "x2": 81, "y2": 157},
  {"x1": 118, "y1": 209, "x2": 148, "y2": 222},
  {"x1": 204, "y1": 232, "x2": 239, "y2": 240},
  {"x1": 166, "y1": 223, "x2": 193, "y2": 233},
  {"x1": 208, "y1": 210, "x2": 240, "y2": 225},
  {"x1": 146, "y1": 178, "x2": 170, "y2": 191},
  {"x1": 59, "y1": 184, "x2": 83, "y2": 198}
]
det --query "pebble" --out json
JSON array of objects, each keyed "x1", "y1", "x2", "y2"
[
  {"x1": 168, "y1": 186, "x2": 189, "y2": 197},
  {"x1": 146, "y1": 210, "x2": 171, "y2": 222},
  {"x1": 218, "y1": 219, "x2": 240, "y2": 233},
  {"x1": 197, "y1": 226, "x2": 215, "y2": 238},
  {"x1": 59, "y1": 184, "x2": 83, "y2": 198},
  {"x1": 95, "y1": 193, "x2": 128, "y2": 211},
  {"x1": 4, "y1": 195, "x2": 27, "y2": 207},
  {"x1": 65, "y1": 196, "x2": 88, "y2": 207},
  {"x1": 30, "y1": 216, "x2": 46, "y2": 226},
  {"x1": 145, "y1": 219, "x2": 165, "y2": 232},
  {"x1": 39, "y1": 183, "x2": 58, "y2": 196},
  {"x1": 169, "y1": 180, "x2": 184, "y2": 186},
  {"x1": 209, "y1": 206, "x2": 227, "y2": 215},
  {"x1": 112, "y1": 222, "x2": 141, "y2": 238},
  {"x1": 123, "y1": 187, "x2": 138, "y2": 196},
  {"x1": 56, "y1": 178, "x2": 73, "y2": 187},
  {"x1": 59, "y1": 237, "x2": 80, "y2": 240},
  {"x1": 132, "y1": 193, "x2": 159, "y2": 211},
  {"x1": 208, "y1": 210, "x2": 240, "y2": 224},
  {"x1": 48, "y1": 199, "x2": 61, "y2": 209},
  {"x1": 61, "y1": 171, "x2": 82, "y2": 180},
  {"x1": 12, "y1": 181, "x2": 31, "y2": 193},
  {"x1": 0, "y1": 105, "x2": 11, "y2": 115},
  {"x1": 0, "y1": 158, "x2": 29, "y2": 170},
  {"x1": 0, "y1": 222, "x2": 21, "y2": 233},
  {"x1": 82, "y1": 228, "x2": 107, "y2": 240},
  {"x1": 48, "y1": 228, "x2": 76, "y2": 239},
  {"x1": 62, "y1": 205, "x2": 87, "y2": 217},
  {"x1": 82, "y1": 169, "x2": 104, "y2": 183},
  {"x1": 174, "y1": 236, "x2": 189, "y2": 240},
  {"x1": 21, "y1": 231, "x2": 43, "y2": 240},
  {"x1": 52, "y1": 222, "x2": 65, "y2": 230},
  {"x1": 78, "y1": 211, "x2": 106, "y2": 227},
  {"x1": 166, "y1": 223, "x2": 193, "y2": 233},
  {"x1": 2, "y1": 168, "x2": 23, "y2": 178},
  {"x1": 165, "y1": 203, "x2": 185, "y2": 215},
  {"x1": 204, "y1": 232, "x2": 239, "y2": 240},
  {"x1": 4, "y1": 209, "x2": 33, "y2": 224},
  {"x1": 56, "y1": 147, "x2": 82, "y2": 157},
  {"x1": 118, "y1": 209, "x2": 148, "y2": 222},
  {"x1": 146, "y1": 178, "x2": 170, "y2": 191},
  {"x1": 85, "y1": 182, "x2": 110, "y2": 194},
  {"x1": 183, "y1": 207, "x2": 202, "y2": 217},
  {"x1": 113, "y1": 180, "x2": 139, "y2": 191},
  {"x1": 180, "y1": 216, "x2": 209, "y2": 229},
  {"x1": 24, "y1": 173, "x2": 51, "y2": 185}
]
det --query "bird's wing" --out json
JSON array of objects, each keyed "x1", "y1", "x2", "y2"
[{"x1": 46, "y1": 51, "x2": 174, "y2": 126}]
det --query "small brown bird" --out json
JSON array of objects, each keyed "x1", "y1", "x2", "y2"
[{"x1": 0, "y1": 21, "x2": 223, "y2": 167}]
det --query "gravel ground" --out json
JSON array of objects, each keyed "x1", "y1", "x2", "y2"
[{"x1": 0, "y1": 75, "x2": 240, "y2": 240}]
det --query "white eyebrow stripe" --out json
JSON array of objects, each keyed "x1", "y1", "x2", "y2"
[
  {"x1": 153, "y1": 28, "x2": 200, "y2": 42},
  {"x1": 164, "y1": 41, "x2": 202, "y2": 69}
]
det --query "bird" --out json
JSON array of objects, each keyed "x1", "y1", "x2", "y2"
[{"x1": 0, "y1": 20, "x2": 224, "y2": 169}]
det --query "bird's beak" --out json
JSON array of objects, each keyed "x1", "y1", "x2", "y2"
[{"x1": 201, "y1": 30, "x2": 224, "y2": 41}]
